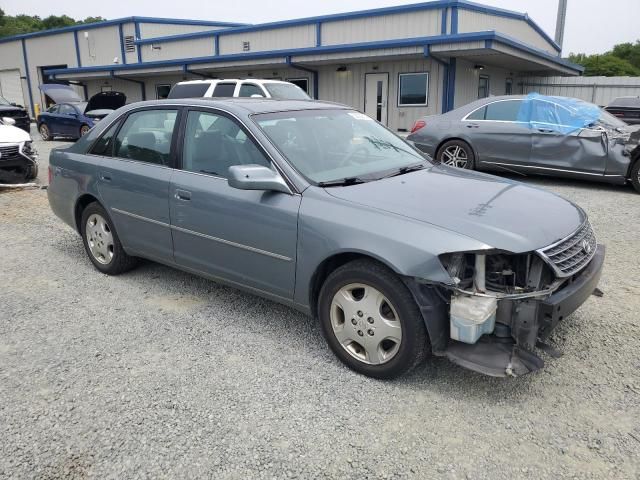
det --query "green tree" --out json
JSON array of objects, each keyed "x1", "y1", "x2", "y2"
[
  {"x1": 569, "y1": 52, "x2": 640, "y2": 76},
  {"x1": 0, "y1": 11, "x2": 107, "y2": 38}
]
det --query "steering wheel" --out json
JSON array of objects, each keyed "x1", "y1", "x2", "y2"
[{"x1": 339, "y1": 146, "x2": 370, "y2": 168}]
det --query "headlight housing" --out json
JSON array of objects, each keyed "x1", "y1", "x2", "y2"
[{"x1": 21, "y1": 141, "x2": 38, "y2": 160}]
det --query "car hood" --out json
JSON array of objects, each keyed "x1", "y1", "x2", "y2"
[
  {"x1": 39, "y1": 84, "x2": 83, "y2": 103},
  {"x1": 0, "y1": 124, "x2": 31, "y2": 143},
  {"x1": 324, "y1": 165, "x2": 586, "y2": 253}
]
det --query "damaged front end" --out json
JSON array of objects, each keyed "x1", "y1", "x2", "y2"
[
  {"x1": 406, "y1": 221, "x2": 605, "y2": 377},
  {"x1": 0, "y1": 118, "x2": 38, "y2": 184}
]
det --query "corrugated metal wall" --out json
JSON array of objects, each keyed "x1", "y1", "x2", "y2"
[
  {"x1": 219, "y1": 25, "x2": 316, "y2": 55},
  {"x1": 77, "y1": 25, "x2": 122, "y2": 67},
  {"x1": 457, "y1": 10, "x2": 557, "y2": 54},
  {"x1": 142, "y1": 37, "x2": 214, "y2": 62},
  {"x1": 321, "y1": 10, "x2": 441, "y2": 45},
  {"x1": 121, "y1": 23, "x2": 138, "y2": 65},
  {"x1": 519, "y1": 76, "x2": 640, "y2": 106},
  {"x1": 138, "y1": 23, "x2": 225, "y2": 39},
  {"x1": 454, "y1": 59, "x2": 511, "y2": 108},
  {"x1": 318, "y1": 58, "x2": 443, "y2": 131}
]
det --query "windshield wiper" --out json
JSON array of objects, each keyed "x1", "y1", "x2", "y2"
[
  {"x1": 379, "y1": 162, "x2": 426, "y2": 179},
  {"x1": 317, "y1": 177, "x2": 367, "y2": 187}
]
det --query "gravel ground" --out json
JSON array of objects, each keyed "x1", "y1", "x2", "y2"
[{"x1": 0, "y1": 131, "x2": 639, "y2": 479}]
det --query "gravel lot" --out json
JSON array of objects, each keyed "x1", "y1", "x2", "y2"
[{"x1": 1, "y1": 130, "x2": 639, "y2": 479}]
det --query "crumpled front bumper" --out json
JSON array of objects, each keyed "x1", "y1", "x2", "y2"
[{"x1": 442, "y1": 245, "x2": 605, "y2": 377}]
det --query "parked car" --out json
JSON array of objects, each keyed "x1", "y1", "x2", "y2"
[
  {"x1": 0, "y1": 116, "x2": 38, "y2": 183},
  {"x1": 408, "y1": 94, "x2": 640, "y2": 193},
  {"x1": 48, "y1": 98, "x2": 604, "y2": 379},
  {"x1": 37, "y1": 84, "x2": 126, "y2": 140},
  {"x1": 167, "y1": 79, "x2": 311, "y2": 100},
  {"x1": 604, "y1": 96, "x2": 640, "y2": 125},
  {"x1": 0, "y1": 95, "x2": 31, "y2": 133}
]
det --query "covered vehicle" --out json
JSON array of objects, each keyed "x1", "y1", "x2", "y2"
[
  {"x1": 408, "y1": 94, "x2": 640, "y2": 193},
  {"x1": 0, "y1": 95, "x2": 30, "y2": 133},
  {"x1": 48, "y1": 98, "x2": 604, "y2": 379},
  {"x1": 0, "y1": 116, "x2": 38, "y2": 183},
  {"x1": 37, "y1": 84, "x2": 126, "y2": 140},
  {"x1": 604, "y1": 96, "x2": 640, "y2": 125}
]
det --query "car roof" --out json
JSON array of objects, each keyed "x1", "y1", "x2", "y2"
[
  {"x1": 174, "y1": 79, "x2": 293, "y2": 85},
  {"x1": 122, "y1": 98, "x2": 351, "y2": 115}
]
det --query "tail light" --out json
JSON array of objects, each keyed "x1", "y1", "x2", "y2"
[
  {"x1": 410, "y1": 120, "x2": 426, "y2": 134},
  {"x1": 48, "y1": 165, "x2": 53, "y2": 184}
]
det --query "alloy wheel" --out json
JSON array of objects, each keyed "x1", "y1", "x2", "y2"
[
  {"x1": 329, "y1": 283, "x2": 402, "y2": 365},
  {"x1": 441, "y1": 145, "x2": 469, "y2": 168},
  {"x1": 39, "y1": 124, "x2": 50, "y2": 141},
  {"x1": 85, "y1": 213, "x2": 114, "y2": 265}
]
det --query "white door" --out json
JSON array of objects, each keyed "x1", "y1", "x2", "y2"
[
  {"x1": 0, "y1": 70, "x2": 25, "y2": 106},
  {"x1": 364, "y1": 73, "x2": 389, "y2": 124}
]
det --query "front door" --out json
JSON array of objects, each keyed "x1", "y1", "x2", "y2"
[
  {"x1": 364, "y1": 73, "x2": 388, "y2": 124},
  {"x1": 97, "y1": 108, "x2": 179, "y2": 263},
  {"x1": 169, "y1": 108, "x2": 300, "y2": 300}
]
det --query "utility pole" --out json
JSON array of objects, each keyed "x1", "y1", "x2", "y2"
[{"x1": 555, "y1": 0, "x2": 568, "y2": 53}]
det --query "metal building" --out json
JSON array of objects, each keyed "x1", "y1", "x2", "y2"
[{"x1": 0, "y1": 0, "x2": 583, "y2": 132}]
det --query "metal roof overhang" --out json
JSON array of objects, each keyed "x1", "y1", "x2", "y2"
[{"x1": 45, "y1": 31, "x2": 583, "y2": 81}]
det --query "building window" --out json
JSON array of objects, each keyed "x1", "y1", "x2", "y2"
[
  {"x1": 286, "y1": 78, "x2": 309, "y2": 94},
  {"x1": 397, "y1": 72, "x2": 429, "y2": 106},
  {"x1": 505, "y1": 78, "x2": 513, "y2": 95},
  {"x1": 478, "y1": 75, "x2": 490, "y2": 99},
  {"x1": 156, "y1": 84, "x2": 171, "y2": 99}
]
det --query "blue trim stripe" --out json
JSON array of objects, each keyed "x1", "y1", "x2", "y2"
[
  {"x1": 451, "y1": 6, "x2": 458, "y2": 34},
  {"x1": 441, "y1": 8, "x2": 448, "y2": 35},
  {"x1": 0, "y1": 16, "x2": 246, "y2": 44},
  {"x1": 44, "y1": 31, "x2": 583, "y2": 78},
  {"x1": 21, "y1": 39, "x2": 35, "y2": 117},
  {"x1": 134, "y1": 22, "x2": 142, "y2": 63},
  {"x1": 118, "y1": 23, "x2": 127, "y2": 65},
  {"x1": 74, "y1": 31, "x2": 82, "y2": 67}
]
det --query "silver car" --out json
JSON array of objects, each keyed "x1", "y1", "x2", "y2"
[
  {"x1": 48, "y1": 98, "x2": 604, "y2": 379},
  {"x1": 407, "y1": 94, "x2": 640, "y2": 193}
]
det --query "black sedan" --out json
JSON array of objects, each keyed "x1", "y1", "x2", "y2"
[
  {"x1": 604, "y1": 96, "x2": 640, "y2": 125},
  {"x1": 0, "y1": 95, "x2": 30, "y2": 132}
]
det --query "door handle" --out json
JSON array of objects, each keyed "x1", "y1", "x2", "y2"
[
  {"x1": 175, "y1": 189, "x2": 191, "y2": 201},
  {"x1": 466, "y1": 123, "x2": 479, "y2": 128},
  {"x1": 99, "y1": 172, "x2": 112, "y2": 182}
]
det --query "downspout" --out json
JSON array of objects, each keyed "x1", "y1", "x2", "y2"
[
  {"x1": 111, "y1": 71, "x2": 146, "y2": 101},
  {"x1": 424, "y1": 46, "x2": 452, "y2": 114},
  {"x1": 285, "y1": 56, "x2": 319, "y2": 99}
]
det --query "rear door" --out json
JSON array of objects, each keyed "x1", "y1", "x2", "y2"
[
  {"x1": 169, "y1": 108, "x2": 300, "y2": 299},
  {"x1": 463, "y1": 99, "x2": 531, "y2": 168},
  {"x1": 529, "y1": 99, "x2": 606, "y2": 175},
  {"x1": 96, "y1": 107, "x2": 179, "y2": 262}
]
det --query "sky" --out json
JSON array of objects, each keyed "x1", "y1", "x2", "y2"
[{"x1": 2, "y1": 0, "x2": 637, "y2": 55}]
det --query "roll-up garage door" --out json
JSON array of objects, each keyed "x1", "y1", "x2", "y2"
[{"x1": 0, "y1": 70, "x2": 25, "y2": 106}]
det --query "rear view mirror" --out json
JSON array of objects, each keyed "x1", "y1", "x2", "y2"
[{"x1": 227, "y1": 164, "x2": 291, "y2": 194}]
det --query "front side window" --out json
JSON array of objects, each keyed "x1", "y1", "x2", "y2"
[
  {"x1": 211, "y1": 83, "x2": 237, "y2": 97},
  {"x1": 238, "y1": 84, "x2": 265, "y2": 98},
  {"x1": 255, "y1": 109, "x2": 426, "y2": 184},
  {"x1": 90, "y1": 120, "x2": 120, "y2": 156},
  {"x1": 113, "y1": 109, "x2": 177, "y2": 165},
  {"x1": 48, "y1": 105, "x2": 60, "y2": 114},
  {"x1": 182, "y1": 110, "x2": 270, "y2": 177},
  {"x1": 398, "y1": 73, "x2": 429, "y2": 106},
  {"x1": 59, "y1": 104, "x2": 76, "y2": 116},
  {"x1": 478, "y1": 75, "x2": 490, "y2": 99},
  {"x1": 484, "y1": 100, "x2": 523, "y2": 122}
]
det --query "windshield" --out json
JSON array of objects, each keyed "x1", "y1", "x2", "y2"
[
  {"x1": 254, "y1": 109, "x2": 428, "y2": 183},
  {"x1": 264, "y1": 83, "x2": 310, "y2": 100},
  {"x1": 0, "y1": 95, "x2": 11, "y2": 106}
]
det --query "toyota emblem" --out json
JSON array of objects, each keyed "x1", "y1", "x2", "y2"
[{"x1": 581, "y1": 239, "x2": 592, "y2": 255}]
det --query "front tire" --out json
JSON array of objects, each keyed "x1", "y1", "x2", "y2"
[
  {"x1": 630, "y1": 160, "x2": 640, "y2": 193},
  {"x1": 39, "y1": 123, "x2": 52, "y2": 141},
  {"x1": 80, "y1": 202, "x2": 137, "y2": 275},
  {"x1": 318, "y1": 259, "x2": 429, "y2": 379},
  {"x1": 27, "y1": 163, "x2": 38, "y2": 181},
  {"x1": 436, "y1": 139, "x2": 475, "y2": 169}
]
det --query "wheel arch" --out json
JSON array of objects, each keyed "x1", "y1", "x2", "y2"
[
  {"x1": 434, "y1": 137, "x2": 478, "y2": 162},
  {"x1": 74, "y1": 193, "x2": 101, "y2": 232}
]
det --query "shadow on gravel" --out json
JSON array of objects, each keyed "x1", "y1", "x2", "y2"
[{"x1": 503, "y1": 173, "x2": 637, "y2": 195}]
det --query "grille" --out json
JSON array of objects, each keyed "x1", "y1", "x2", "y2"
[
  {"x1": 537, "y1": 221, "x2": 597, "y2": 278},
  {"x1": 0, "y1": 144, "x2": 21, "y2": 161}
]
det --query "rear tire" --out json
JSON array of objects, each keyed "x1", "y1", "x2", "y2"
[
  {"x1": 38, "y1": 123, "x2": 52, "y2": 141},
  {"x1": 436, "y1": 139, "x2": 475, "y2": 169},
  {"x1": 630, "y1": 160, "x2": 640, "y2": 193},
  {"x1": 80, "y1": 202, "x2": 137, "y2": 275},
  {"x1": 318, "y1": 259, "x2": 430, "y2": 379}
]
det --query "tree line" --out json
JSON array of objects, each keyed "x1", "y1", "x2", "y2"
[
  {"x1": 0, "y1": 8, "x2": 105, "y2": 38},
  {"x1": 569, "y1": 41, "x2": 640, "y2": 76}
]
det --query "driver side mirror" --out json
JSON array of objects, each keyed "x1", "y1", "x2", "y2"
[{"x1": 227, "y1": 164, "x2": 291, "y2": 194}]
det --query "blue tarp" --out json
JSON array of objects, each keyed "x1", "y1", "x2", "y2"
[{"x1": 516, "y1": 93, "x2": 603, "y2": 135}]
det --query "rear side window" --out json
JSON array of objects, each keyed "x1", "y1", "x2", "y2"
[
  {"x1": 211, "y1": 83, "x2": 237, "y2": 97},
  {"x1": 113, "y1": 109, "x2": 178, "y2": 165},
  {"x1": 484, "y1": 100, "x2": 522, "y2": 121},
  {"x1": 90, "y1": 121, "x2": 120, "y2": 156},
  {"x1": 167, "y1": 83, "x2": 211, "y2": 99},
  {"x1": 238, "y1": 84, "x2": 265, "y2": 97}
]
